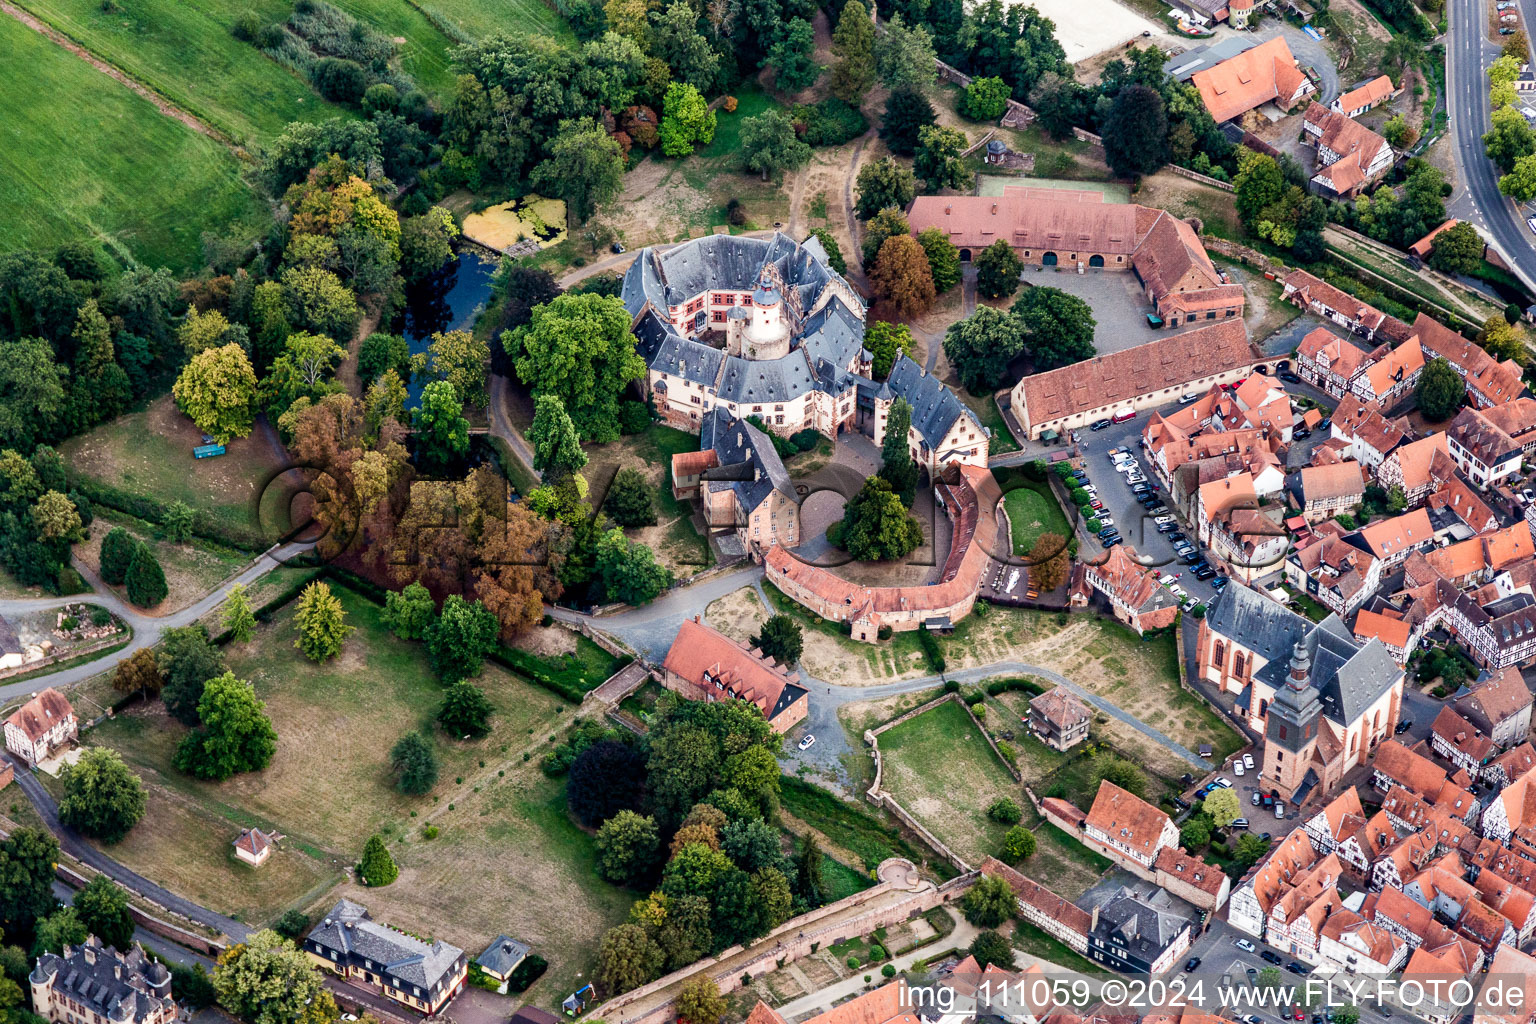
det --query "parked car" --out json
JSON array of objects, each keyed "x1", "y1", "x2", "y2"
[
  {"x1": 1103, "y1": 535, "x2": 1123, "y2": 547},
  {"x1": 1287, "y1": 963, "x2": 1308, "y2": 976},
  {"x1": 1232, "y1": 817, "x2": 1250, "y2": 828},
  {"x1": 1182, "y1": 550, "x2": 1202, "y2": 563},
  {"x1": 1318, "y1": 417, "x2": 1331, "y2": 431},
  {"x1": 1235, "y1": 939, "x2": 1257, "y2": 953},
  {"x1": 1293, "y1": 427, "x2": 1312, "y2": 440},
  {"x1": 1215, "y1": 776, "x2": 1233, "y2": 788},
  {"x1": 1154, "y1": 516, "x2": 1175, "y2": 525},
  {"x1": 1107, "y1": 447, "x2": 1128, "y2": 457},
  {"x1": 798, "y1": 734, "x2": 816, "y2": 750},
  {"x1": 1091, "y1": 419, "x2": 1112, "y2": 430},
  {"x1": 1112, "y1": 410, "x2": 1136, "y2": 423},
  {"x1": 1212, "y1": 576, "x2": 1229, "y2": 590},
  {"x1": 1098, "y1": 526, "x2": 1120, "y2": 539},
  {"x1": 1185, "y1": 956, "x2": 1202, "y2": 972},
  {"x1": 1252, "y1": 790, "x2": 1262, "y2": 806},
  {"x1": 1126, "y1": 473, "x2": 1147, "y2": 484},
  {"x1": 1179, "y1": 392, "x2": 1200, "y2": 404},
  {"x1": 1395, "y1": 719, "x2": 1413, "y2": 734},
  {"x1": 1244, "y1": 752, "x2": 1255, "y2": 769},
  {"x1": 1169, "y1": 531, "x2": 1187, "y2": 543},
  {"x1": 1089, "y1": 499, "x2": 1105, "y2": 511},
  {"x1": 1279, "y1": 370, "x2": 1302, "y2": 384},
  {"x1": 1234, "y1": 761, "x2": 1245, "y2": 776},
  {"x1": 1195, "y1": 566, "x2": 1217, "y2": 580},
  {"x1": 1275, "y1": 802, "x2": 1286, "y2": 819},
  {"x1": 1149, "y1": 505, "x2": 1170, "y2": 515},
  {"x1": 1097, "y1": 514, "x2": 1115, "y2": 527},
  {"x1": 1261, "y1": 951, "x2": 1282, "y2": 965},
  {"x1": 1158, "y1": 522, "x2": 1178, "y2": 533}
]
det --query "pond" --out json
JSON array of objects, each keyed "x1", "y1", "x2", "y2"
[{"x1": 399, "y1": 249, "x2": 500, "y2": 405}]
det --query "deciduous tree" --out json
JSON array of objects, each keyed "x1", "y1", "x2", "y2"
[
  {"x1": 594, "y1": 810, "x2": 660, "y2": 883},
  {"x1": 1027, "y1": 531, "x2": 1069, "y2": 592},
  {"x1": 31, "y1": 490, "x2": 82, "y2": 543},
  {"x1": 597, "y1": 924, "x2": 664, "y2": 994},
  {"x1": 917, "y1": 227, "x2": 961, "y2": 292},
  {"x1": 875, "y1": 14, "x2": 936, "y2": 92},
  {"x1": 425, "y1": 594, "x2": 501, "y2": 683},
  {"x1": 1001, "y1": 825, "x2": 1036, "y2": 861},
  {"x1": 914, "y1": 124, "x2": 971, "y2": 192},
  {"x1": 1102, "y1": 84, "x2": 1169, "y2": 178},
  {"x1": 764, "y1": 18, "x2": 820, "y2": 93},
  {"x1": 174, "y1": 672, "x2": 277, "y2": 780},
  {"x1": 418, "y1": 329, "x2": 490, "y2": 409},
  {"x1": 1500, "y1": 153, "x2": 1536, "y2": 202},
  {"x1": 159, "y1": 625, "x2": 224, "y2": 726},
  {"x1": 594, "y1": 528, "x2": 673, "y2": 605},
  {"x1": 740, "y1": 109, "x2": 812, "y2": 180},
  {"x1": 830, "y1": 477, "x2": 922, "y2": 561},
  {"x1": 855, "y1": 158, "x2": 918, "y2": 220},
  {"x1": 33, "y1": 908, "x2": 87, "y2": 958},
  {"x1": 533, "y1": 119, "x2": 628, "y2": 225},
  {"x1": 975, "y1": 240, "x2": 1023, "y2": 300},
  {"x1": 399, "y1": 207, "x2": 459, "y2": 283},
  {"x1": 568, "y1": 740, "x2": 647, "y2": 826},
  {"x1": 943, "y1": 306, "x2": 1024, "y2": 392},
  {"x1": 293, "y1": 581, "x2": 353, "y2": 661},
  {"x1": 1428, "y1": 221, "x2": 1485, "y2": 276},
  {"x1": 1204, "y1": 786, "x2": 1240, "y2": 828},
  {"x1": 1013, "y1": 286, "x2": 1096, "y2": 369},
  {"x1": 1416, "y1": 356, "x2": 1465, "y2": 421},
  {"x1": 58, "y1": 748, "x2": 146, "y2": 844},
  {"x1": 676, "y1": 976, "x2": 727, "y2": 1024},
  {"x1": 960, "y1": 873, "x2": 1015, "y2": 927},
  {"x1": 438, "y1": 680, "x2": 495, "y2": 738},
  {"x1": 382, "y1": 582, "x2": 435, "y2": 640},
  {"x1": 860, "y1": 208, "x2": 912, "y2": 269},
  {"x1": 113, "y1": 648, "x2": 162, "y2": 700},
  {"x1": 605, "y1": 467, "x2": 657, "y2": 527},
  {"x1": 512, "y1": 293, "x2": 647, "y2": 443},
  {"x1": 74, "y1": 876, "x2": 135, "y2": 951},
  {"x1": 964, "y1": 76, "x2": 1011, "y2": 120},
  {"x1": 864, "y1": 321, "x2": 913, "y2": 379},
  {"x1": 869, "y1": 235, "x2": 936, "y2": 320},
  {"x1": 214, "y1": 929, "x2": 339, "y2": 1024},
  {"x1": 413, "y1": 380, "x2": 471, "y2": 467},
  {"x1": 223, "y1": 583, "x2": 257, "y2": 643},
  {"x1": 659, "y1": 82, "x2": 716, "y2": 156},
  {"x1": 173, "y1": 344, "x2": 258, "y2": 443}
]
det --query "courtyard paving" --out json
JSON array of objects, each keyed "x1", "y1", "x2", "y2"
[{"x1": 1016, "y1": 269, "x2": 1211, "y2": 354}]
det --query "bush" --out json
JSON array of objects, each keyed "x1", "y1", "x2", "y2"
[
  {"x1": 507, "y1": 954, "x2": 548, "y2": 993},
  {"x1": 846, "y1": 956, "x2": 859, "y2": 969},
  {"x1": 273, "y1": 909, "x2": 310, "y2": 940},
  {"x1": 943, "y1": 679, "x2": 960, "y2": 693},
  {"x1": 882, "y1": 964, "x2": 897, "y2": 978},
  {"x1": 726, "y1": 199, "x2": 748, "y2": 226},
  {"x1": 232, "y1": 12, "x2": 263, "y2": 40},
  {"x1": 918, "y1": 629, "x2": 945, "y2": 672},
  {"x1": 986, "y1": 797, "x2": 1022, "y2": 825},
  {"x1": 723, "y1": 95, "x2": 739, "y2": 113},
  {"x1": 312, "y1": 57, "x2": 368, "y2": 104},
  {"x1": 790, "y1": 428, "x2": 821, "y2": 451},
  {"x1": 792, "y1": 98, "x2": 869, "y2": 146},
  {"x1": 618, "y1": 400, "x2": 651, "y2": 435}
]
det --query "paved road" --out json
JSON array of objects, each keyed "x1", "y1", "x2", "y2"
[
  {"x1": 0, "y1": 539, "x2": 313, "y2": 701},
  {"x1": 1448, "y1": 0, "x2": 1536, "y2": 293},
  {"x1": 49, "y1": 880, "x2": 217, "y2": 969}
]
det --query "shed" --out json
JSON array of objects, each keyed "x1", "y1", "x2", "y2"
[
  {"x1": 511, "y1": 1008, "x2": 560, "y2": 1024},
  {"x1": 476, "y1": 935, "x2": 531, "y2": 982}
]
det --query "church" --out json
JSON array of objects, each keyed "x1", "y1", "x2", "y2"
[{"x1": 1195, "y1": 582, "x2": 1405, "y2": 806}]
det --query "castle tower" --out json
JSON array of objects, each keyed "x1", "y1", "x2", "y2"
[
  {"x1": 743, "y1": 277, "x2": 792, "y2": 360},
  {"x1": 1262, "y1": 639, "x2": 1322, "y2": 802}
]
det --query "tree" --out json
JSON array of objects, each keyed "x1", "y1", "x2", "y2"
[
  {"x1": 358, "y1": 333, "x2": 412, "y2": 388},
  {"x1": 1387, "y1": 485, "x2": 1409, "y2": 513},
  {"x1": 594, "y1": 527, "x2": 673, "y2": 604},
  {"x1": 764, "y1": 18, "x2": 820, "y2": 93},
  {"x1": 968, "y1": 929, "x2": 1015, "y2": 970},
  {"x1": 173, "y1": 344, "x2": 258, "y2": 443},
  {"x1": 750, "y1": 614, "x2": 803, "y2": 666},
  {"x1": 1180, "y1": 817, "x2": 1211, "y2": 850},
  {"x1": 162, "y1": 500, "x2": 194, "y2": 543},
  {"x1": 33, "y1": 908, "x2": 87, "y2": 958},
  {"x1": 917, "y1": 228, "x2": 961, "y2": 293},
  {"x1": 1234, "y1": 149, "x2": 1286, "y2": 229},
  {"x1": 389, "y1": 732, "x2": 439, "y2": 794},
  {"x1": 914, "y1": 125, "x2": 971, "y2": 192},
  {"x1": 961, "y1": 873, "x2": 1016, "y2": 927},
  {"x1": 513, "y1": 293, "x2": 647, "y2": 443},
  {"x1": 975, "y1": 240, "x2": 1023, "y2": 300},
  {"x1": 653, "y1": 0, "x2": 718, "y2": 89},
  {"x1": 794, "y1": 834, "x2": 827, "y2": 905},
  {"x1": 399, "y1": 207, "x2": 459, "y2": 283},
  {"x1": 261, "y1": 331, "x2": 347, "y2": 420},
  {"x1": 855, "y1": 158, "x2": 918, "y2": 220},
  {"x1": 533, "y1": 119, "x2": 627, "y2": 224},
  {"x1": 159, "y1": 625, "x2": 224, "y2": 726},
  {"x1": 869, "y1": 235, "x2": 936, "y2": 320},
  {"x1": 57, "y1": 748, "x2": 146, "y2": 844},
  {"x1": 222, "y1": 583, "x2": 257, "y2": 644},
  {"x1": 1502, "y1": 152, "x2": 1536, "y2": 202},
  {"x1": 419, "y1": 329, "x2": 490, "y2": 409},
  {"x1": 358, "y1": 834, "x2": 398, "y2": 887},
  {"x1": 1029, "y1": 71, "x2": 1083, "y2": 140},
  {"x1": 830, "y1": 1, "x2": 875, "y2": 104},
  {"x1": 987, "y1": 797, "x2": 1022, "y2": 824},
  {"x1": 1428, "y1": 221, "x2": 1485, "y2": 276},
  {"x1": 1382, "y1": 114, "x2": 1418, "y2": 149},
  {"x1": 32, "y1": 491, "x2": 82, "y2": 543},
  {"x1": 860, "y1": 208, "x2": 912, "y2": 269},
  {"x1": 1027, "y1": 532, "x2": 1069, "y2": 592},
  {"x1": 413, "y1": 380, "x2": 471, "y2": 467},
  {"x1": 214, "y1": 930, "x2": 340, "y2": 1024},
  {"x1": 1416, "y1": 356, "x2": 1465, "y2": 421},
  {"x1": 721, "y1": 819, "x2": 781, "y2": 870},
  {"x1": 173, "y1": 672, "x2": 277, "y2": 780},
  {"x1": 876, "y1": 14, "x2": 936, "y2": 92},
  {"x1": 1485, "y1": 105, "x2": 1536, "y2": 174},
  {"x1": 1204, "y1": 786, "x2": 1240, "y2": 828},
  {"x1": 1090, "y1": 752, "x2": 1147, "y2": 798},
  {"x1": 673, "y1": 976, "x2": 726, "y2": 1024},
  {"x1": 424, "y1": 595, "x2": 501, "y2": 682},
  {"x1": 739, "y1": 109, "x2": 812, "y2": 180},
  {"x1": 73, "y1": 876, "x2": 134, "y2": 951},
  {"x1": 809, "y1": 228, "x2": 847, "y2": 274},
  {"x1": 1013, "y1": 286, "x2": 1096, "y2": 369},
  {"x1": 382, "y1": 582, "x2": 435, "y2": 641},
  {"x1": 881, "y1": 88, "x2": 936, "y2": 156},
  {"x1": 964, "y1": 76, "x2": 1011, "y2": 121},
  {"x1": 1001, "y1": 825, "x2": 1036, "y2": 861},
  {"x1": 865, "y1": 321, "x2": 913, "y2": 379},
  {"x1": 293, "y1": 581, "x2": 353, "y2": 661},
  {"x1": 879, "y1": 397, "x2": 920, "y2": 505},
  {"x1": 438, "y1": 681, "x2": 495, "y2": 738},
  {"x1": 112, "y1": 648, "x2": 162, "y2": 701},
  {"x1": 568, "y1": 740, "x2": 646, "y2": 826},
  {"x1": 944, "y1": 306, "x2": 1024, "y2": 392},
  {"x1": 0, "y1": 338, "x2": 66, "y2": 451},
  {"x1": 279, "y1": 266, "x2": 360, "y2": 343},
  {"x1": 529, "y1": 395, "x2": 591, "y2": 482},
  {"x1": 99, "y1": 527, "x2": 136, "y2": 585},
  {"x1": 598, "y1": 924, "x2": 664, "y2": 994},
  {"x1": 599, "y1": 467, "x2": 656, "y2": 528},
  {"x1": 659, "y1": 82, "x2": 716, "y2": 156},
  {"x1": 595, "y1": 810, "x2": 660, "y2": 884},
  {"x1": 125, "y1": 543, "x2": 168, "y2": 608},
  {"x1": 1481, "y1": 315, "x2": 1526, "y2": 362},
  {"x1": 1102, "y1": 84, "x2": 1169, "y2": 178},
  {"x1": 831, "y1": 477, "x2": 922, "y2": 561}
]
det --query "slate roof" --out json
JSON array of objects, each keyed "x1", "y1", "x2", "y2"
[
  {"x1": 1093, "y1": 888, "x2": 1194, "y2": 959},
  {"x1": 1206, "y1": 583, "x2": 1402, "y2": 728},
  {"x1": 886, "y1": 355, "x2": 979, "y2": 451},
  {"x1": 476, "y1": 935, "x2": 530, "y2": 977},
  {"x1": 701, "y1": 408, "x2": 797, "y2": 515},
  {"x1": 0, "y1": 616, "x2": 20, "y2": 656},
  {"x1": 31, "y1": 937, "x2": 173, "y2": 1024},
  {"x1": 307, "y1": 899, "x2": 464, "y2": 995}
]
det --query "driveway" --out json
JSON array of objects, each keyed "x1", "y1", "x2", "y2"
[{"x1": 1255, "y1": 23, "x2": 1340, "y2": 106}]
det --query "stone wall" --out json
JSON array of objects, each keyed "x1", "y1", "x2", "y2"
[{"x1": 1166, "y1": 164, "x2": 1236, "y2": 192}]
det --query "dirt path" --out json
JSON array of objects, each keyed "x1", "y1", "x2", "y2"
[
  {"x1": 337, "y1": 303, "x2": 383, "y2": 397},
  {"x1": 788, "y1": 164, "x2": 810, "y2": 236},
  {"x1": 0, "y1": 0, "x2": 242, "y2": 154},
  {"x1": 842, "y1": 129, "x2": 876, "y2": 290}
]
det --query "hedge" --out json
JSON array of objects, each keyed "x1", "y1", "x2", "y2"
[
  {"x1": 65, "y1": 475, "x2": 272, "y2": 552},
  {"x1": 985, "y1": 676, "x2": 1048, "y2": 697}
]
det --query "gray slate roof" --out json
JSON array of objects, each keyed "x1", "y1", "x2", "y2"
[
  {"x1": 621, "y1": 232, "x2": 850, "y2": 318},
  {"x1": 32, "y1": 937, "x2": 173, "y2": 1024},
  {"x1": 1207, "y1": 583, "x2": 1402, "y2": 728},
  {"x1": 886, "y1": 355, "x2": 983, "y2": 452},
  {"x1": 475, "y1": 935, "x2": 529, "y2": 977},
  {"x1": 1093, "y1": 887, "x2": 1194, "y2": 957},
  {"x1": 307, "y1": 899, "x2": 464, "y2": 995},
  {"x1": 700, "y1": 408, "x2": 798, "y2": 515}
]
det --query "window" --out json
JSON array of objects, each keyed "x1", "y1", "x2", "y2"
[{"x1": 1207, "y1": 311, "x2": 1216, "y2": 319}]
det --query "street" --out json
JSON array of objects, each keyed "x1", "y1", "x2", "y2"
[{"x1": 1448, "y1": 0, "x2": 1536, "y2": 293}]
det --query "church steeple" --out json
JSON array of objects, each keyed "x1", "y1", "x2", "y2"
[{"x1": 1266, "y1": 639, "x2": 1321, "y2": 754}]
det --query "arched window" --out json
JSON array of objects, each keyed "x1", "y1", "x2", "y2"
[{"x1": 1213, "y1": 640, "x2": 1226, "y2": 668}]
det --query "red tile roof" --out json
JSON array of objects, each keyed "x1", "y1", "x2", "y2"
[
  {"x1": 1192, "y1": 35, "x2": 1311, "y2": 123},
  {"x1": 5, "y1": 688, "x2": 73, "y2": 745},
  {"x1": 1298, "y1": 328, "x2": 1373, "y2": 379},
  {"x1": 662, "y1": 618, "x2": 803, "y2": 722},
  {"x1": 1356, "y1": 508, "x2": 1433, "y2": 560},
  {"x1": 1084, "y1": 779, "x2": 1172, "y2": 860},
  {"x1": 978, "y1": 857, "x2": 1093, "y2": 935},
  {"x1": 1353, "y1": 609, "x2": 1412, "y2": 651},
  {"x1": 1336, "y1": 75, "x2": 1396, "y2": 112}
]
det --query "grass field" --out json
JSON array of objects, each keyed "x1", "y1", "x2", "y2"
[
  {"x1": 0, "y1": 15, "x2": 268, "y2": 271},
  {"x1": 875, "y1": 700, "x2": 1017, "y2": 867},
  {"x1": 87, "y1": 584, "x2": 632, "y2": 1000},
  {"x1": 403, "y1": 0, "x2": 574, "y2": 47},
  {"x1": 74, "y1": 509, "x2": 249, "y2": 614},
  {"x1": 584, "y1": 422, "x2": 711, "y2": 576},
  {"x1": 13, "y1": 0, "x2": 352, "y2": 144},
  {"x1": 60, "y1": 397, "x2": 297, "y2": 546},
  {"x1": 1001, "y1": 483, "x2": 1069, "y2": 555}
]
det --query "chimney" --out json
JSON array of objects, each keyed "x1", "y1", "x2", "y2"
[
  {"x1": 1090, "y1": 905, "x2": 1100, "y2": 932},
  {"x1": 991, "y1": 203, "x2": 999, "y2": 215},
  {"x1": 944, "y1": 205, "x2": 952, "y2": 215}
]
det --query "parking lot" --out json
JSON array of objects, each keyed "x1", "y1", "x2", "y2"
[{"x1": 1018, "y1": 268, "x2": 1215, "y2": 355}]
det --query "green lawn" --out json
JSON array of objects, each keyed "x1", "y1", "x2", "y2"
[
  {"x1": 14, "y1": 0, "x2": 353, "y2": 144},
  {"x1": 398, "y1": 0, "x2": 574, "y2": 47},
  {"x1": 1012, "y1": 919, "x2": 1100, "y2": 972},
  {"x1": 1001, "y1": 484, "x2": 1069, "y2": 555},
  {"x1": 317, "y1": 0, "x2": 474, "y2": 98},
  {"x1": 0, "y1": 14, "x2": 268, "y2": 271},
  {"x1": 779, "y1": 775, "x2": 933, "y2": 871}
]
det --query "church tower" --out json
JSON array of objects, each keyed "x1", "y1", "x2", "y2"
[{"x1": 1262, "y1": 639, "x2": 1322, "y2": 801}]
